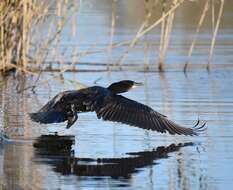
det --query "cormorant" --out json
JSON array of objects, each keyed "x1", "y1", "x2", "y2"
[{"x1": 30, "y1": 80, "x2": 206, "y2": 136}]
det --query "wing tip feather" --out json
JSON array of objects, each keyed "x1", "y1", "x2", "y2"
[{"x1": 29, "y1": 111, "x2": 66, "y2": 124}]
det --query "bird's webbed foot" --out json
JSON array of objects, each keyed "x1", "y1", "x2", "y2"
[{"x1": 66, "y1": 104, "x2": 78, "y2": 129}]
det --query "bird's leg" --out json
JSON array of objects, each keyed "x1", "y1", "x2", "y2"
[
  {"x1": 66, "y1": 104, "x2": 78, "y2": 129},
  {"x1": 66, "y1": 115, "x2": 78, "y2": 129}
]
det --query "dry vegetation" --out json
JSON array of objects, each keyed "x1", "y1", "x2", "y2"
[
  {"x1": 0, "y1": 0, "x2": 76, "y2": 75},
  {"x1": 0, "y1": 0, "x2": 225, "y2": 75}
]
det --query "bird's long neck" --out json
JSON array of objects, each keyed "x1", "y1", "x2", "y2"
[{"x1": 107, "y1": 82, "x2": 131, "y2": 94}]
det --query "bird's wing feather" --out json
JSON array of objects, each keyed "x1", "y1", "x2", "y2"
[
  {"x1": 30, "y1": 90, "x2": 81, "y2": 124},
  {"x1": 39, "y1": 91, "x2": 74, "y2": 112},
  {"x1": 29, "y1": 111, "x2": 66, "y2": 124},
  {"x1": 93, "y1": 95, "x2": 205, "y2": 136}
]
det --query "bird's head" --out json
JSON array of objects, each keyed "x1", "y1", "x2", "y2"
[{"x1": 107, "y1": 80, "x2": 143, "y2": 94}]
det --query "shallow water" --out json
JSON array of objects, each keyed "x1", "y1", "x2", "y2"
[
  {"x1": 1, "y1": 0, "x2": 233, "y2": 189},
  {"x1": 0, "y1": 70, "x2": 233, "y2": 189}
]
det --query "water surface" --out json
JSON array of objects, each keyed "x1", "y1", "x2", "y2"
[
  {"x1": 1, "y1": 70, "x2": 233, "y2": 189},
  {"x1": 1, "y1": 0, "x2": 233, "y2": 189}
]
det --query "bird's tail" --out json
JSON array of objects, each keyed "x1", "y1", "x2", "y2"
[{"x1": 29, "y1": 111, "x2": 66, "y2": 124}]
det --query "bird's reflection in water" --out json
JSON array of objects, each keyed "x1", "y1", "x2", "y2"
[
  {"x1": 33, "y1": 135, "x2": 194, "y2": 179},
  {"x1": 33, "y1": 134, "x2": 75, "y2": 157}
]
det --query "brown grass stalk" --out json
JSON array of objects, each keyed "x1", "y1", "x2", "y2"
[
  {"x1": 159, "y1": 0, "x2": 166, "y2": 71},
  {"x1": 159, "y1": 0, "x2": 177, "y2": 72},
  {"x1": 207, "y1": 0, "x2": 224, "y2": 70},
  {"x1": 184, "y1": 0, "x2": 210, "y2": 72},
  {"x1": 115, "y1": 0, "x2": 184, "y2": 70},
  {"x1": 212, "y1": 0, "x2": 215, "y2": 32},
  {"x1": 115, "y1": 18, "x2": 148, "y2": 68},
  {"x1": 0, "y1": 0, "x2": 76, "y2": 75}
]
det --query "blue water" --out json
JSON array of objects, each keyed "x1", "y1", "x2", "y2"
[
  {"x1": 1, "y1": 0, "x2": 233, "y2": 189},
  {"x1": 1, "y1": 70, "x2": 233, "y2": 189}
]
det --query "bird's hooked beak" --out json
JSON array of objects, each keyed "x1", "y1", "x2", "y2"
[{"x1": 132, "y1": 82, "x2": 143, "y2": 88}]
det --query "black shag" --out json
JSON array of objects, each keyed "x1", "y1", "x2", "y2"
[{"x1": 30, "y1": 80, "x2": 205, "y2": 136}]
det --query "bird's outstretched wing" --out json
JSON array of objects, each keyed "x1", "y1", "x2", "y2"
[
  {"x1": 29, "y1": 90, "x2": 79, "y2": 124},
  {"x1": 91, "y1": 95, "x2": 205, "y2": 136},
  {"x1": 29, "y1": 111, "x2": 67, "y2": 124}
]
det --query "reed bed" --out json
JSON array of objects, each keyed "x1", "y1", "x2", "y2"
[
  {"x1": 0, "y1": 0, "x2": 77, "y2": 75},
  {"x1": 116, "y1": 0, "x2": 224, "y2": 72},
  {"x1": 0, "y1": 0, "x2": 225, "y2": 76}
]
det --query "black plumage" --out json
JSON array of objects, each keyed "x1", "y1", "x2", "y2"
[{"x1": 30, "y1": 80, "x2": 206, "y2": 135}]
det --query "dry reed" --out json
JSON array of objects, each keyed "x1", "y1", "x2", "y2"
[
  {"x1": 0, "y1": 0, "x2": 226, "y2": 75},
  {"x1": 159, "y1": 0, "x2": 177, "y2": 71},
  {"x1": 207, "y1": 0, "x2": 224, "y2": 70},
  {"x1": 184, "y1": 0, "x2": 210, "y2": 72},
  {"x1": 0, "y1": 0, "x2": 76, "y2": 75},
  {"x1": 115, "y1": 0, "x2": 185, "y2": 70}
]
